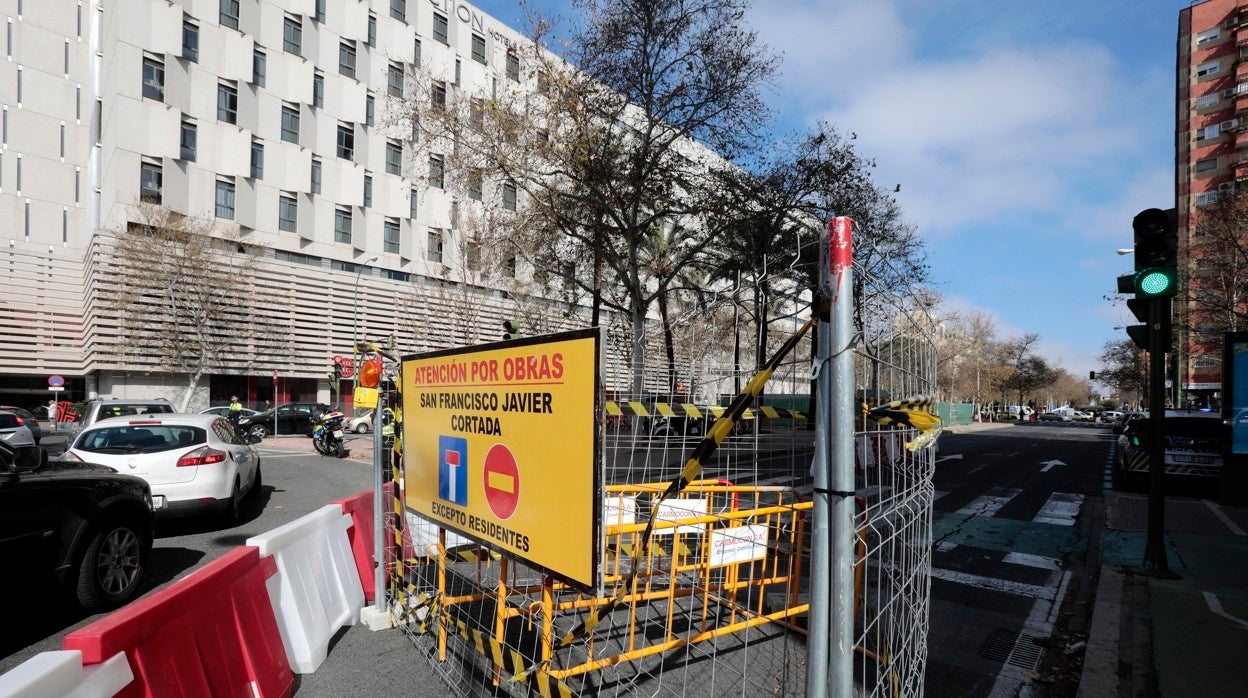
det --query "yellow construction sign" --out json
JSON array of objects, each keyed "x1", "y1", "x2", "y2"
[{"x1": 401, "y1": 328, "x2": 602, "y2": 589}]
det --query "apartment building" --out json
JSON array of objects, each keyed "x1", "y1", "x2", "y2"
[
  {"x1": 1176, "y1": 0, "x2": 1248, "y2": 407},
  {"x1": 0, "y1": 0, "x2": 624, "y2": 409}
]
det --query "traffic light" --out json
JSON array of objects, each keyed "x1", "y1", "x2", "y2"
[
  {"x1": 1126, "y1": 325, "x2": 1149, "y2": 350},
  {"x1": 502, "y1": 319, "x2": 520, "y2": 340},
  {"x1": 333, "y1": 361, "x2": 343, "y2": 380},
  {"x1": 1131, "y1": 208, "x2": 1178, "y2": 298}
]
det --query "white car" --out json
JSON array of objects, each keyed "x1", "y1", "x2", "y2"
[
  {"x1": 0, "y1": 410, "x2": 37, "y2": 447},
  {"x1": 346, "y1": 410, "x2": 373, "y2": 434},
  {"x1": 64, "y1": 413, "x2": 262, "y2": 524}
]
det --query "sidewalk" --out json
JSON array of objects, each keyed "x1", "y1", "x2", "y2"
[{"x1": 1078, "y1": 491, "x2": 1248, "y2": 696}]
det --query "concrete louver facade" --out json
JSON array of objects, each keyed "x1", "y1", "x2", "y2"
[{"x1": 0, "y1": 0, "x2": 667, "y2": 408}]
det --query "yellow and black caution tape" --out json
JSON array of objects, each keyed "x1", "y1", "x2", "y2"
[
  {"x1": 514, "y1": 309, "x2": 822, "y2": 684},
  {"x1": 864, "y1": 396, "x2": 942, "y2": 452},
  {"x1": 604, "y1": 400, "x2": 808, "y2": 422}
]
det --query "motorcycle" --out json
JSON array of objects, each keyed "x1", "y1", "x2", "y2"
[{"x1": 311, "y1": 409, "x2": 347, "y2": 458}]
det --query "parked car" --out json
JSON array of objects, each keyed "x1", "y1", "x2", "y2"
[
  {"x1": 200, "y1": 405, "x2": 259, "y2": 419},
  {"x1": 64, "y1": 413, "x2": 263, "y2": 524},
  {"x1": 0, "y1": 405, "x2": 41, "y2": 444},
  {"x1": 0, "y1": 410, "x2": 37, "y2": 447},
  {"x1": 1113, "y1": 411, "x2": 1224, "y2": 491},
  {"x1": 0, "y1": 439, "x2": 153, "y2": 610},
  {"x1": 346, "y1": 409, "x2": 373, "y2": 434},
  {"x1": 237, "y1": 402, "x2": 324, "y2": 438},
  {"x1": 1038, "y1": 412, "x2": 1068, "y2": 422},
  {"x1": 67, "y1": 399, "x2": 175, "y2": 439},
  {"x1": 1101, "y1": 410, "x2": 1126, "y2": 422}
]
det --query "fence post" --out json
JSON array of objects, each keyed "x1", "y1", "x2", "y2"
[{"x1": 808, "y1": 217, "x2": 855, "y2": 697}]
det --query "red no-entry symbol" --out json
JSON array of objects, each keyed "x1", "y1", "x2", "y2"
[{"x1": 482, "y1": 444, "x2": 520, "y2": 520}]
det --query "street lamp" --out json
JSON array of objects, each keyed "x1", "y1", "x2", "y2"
[
  {"x1": 352, "y1": 256, "x2": 379, "y2": 413},
  {"x1": 1116, "y1": 248, "x2": 1134, "y2": 255}
]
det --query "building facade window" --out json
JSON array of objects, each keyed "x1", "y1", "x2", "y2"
[
  {"x1": 432, "y1": 80, "x2": 446, "y2": 109},
  {"x1": 253, "y1": 49, "x2": 266, "y2": 87},
  {"x1": 363, "y1": 173, "x2": 373, "y2": 207},
  {"x1": 366, "y1": 93, "x2": 375, "y2": 126},
  {"x1": 278, "y1": 193, "x2": 297, "y2": 232},
  {"x1": 1195, "y1": 157, "x2": 1219, "y2": 174},
  {"x1": 218, "y1": 81, "x2": 238, "y2": 123},
  {"x1": 215, "y1": 178, "x2": 235, "y2": 218},
  {"x1": 386, "y1": 140, "x2": 402, "y2": 174},
  {"x1": 250, "y1": 138, "x2": 264, "y2": 179},
  {"x1": 413, "y1": 38, "x2": 421, "y2": 67},
  {"x1": 337, "y1": 122, "x2": 354, "y2": 160},
  {"x1": 388, "y1": 62, "x2": 403, "y2": 97},
  {"x1": 502, "y1": 181, "x2": 517, "y2": 211},
  {"x1": 281, "y1": 102, "x2": 300, "y2": 143},
  {"x1": 283, "y1": 14, "x2": 302, "y2": 55},
  {"x1": 313, "y1": 70, "x2": 324, "y2": 107},
  {"x1": 427, "y1": 229, "x2": 443, "y2": 262},
  {"x1": 384, "y1": 218, "x2": 400, "y2": 253},
  {"x1": 1196, "y1": 60, "x2": 1220, "y2": 78},
  {"x1": 140, "y1": 159, "x2": 162, "y2": 203},
  {"x1": 471, "y1": 34, "x2": 486, "y2": 64},
  {"x1": 142, "y1": 55, "x2": 164, "y2": 101},
  {"x1": 180, "y1": 119, "x2": 197, "y2": 161},
  {"x1": 433, "y1": 12, "x2": 448, "y2": 44},
  {"x1": 334, "y1": 206, "x2": 352, "y2": 243},
  {"x1": 467, "y1": 169, "x2": 482, "y2": 200},
  {"x1": 339, "y1": 41, "x2": 356, "y2": 78},
  {"x1": 311, "y1": 157, "x2": 322, "y2": 194},
  {"x1": 391, "y1": 0, "x2": 406, "y2": 22},
  {"x1": 367, "y1": 13, "x2": 377, "y2": 47},
  {"x1": 220, "y1": 0, "x2": 240, "y2": 30},
  {"x1": 429, "y1": 154, "x2": 444, "y2": 189},
  {"x1": 506, "y1": 52, "x2": 520, "y2": 82},
  {"x1": 183, "y1": 19, "x2": 199, "y2": 62},
  {"x1": 314, "y1": 0, "x2": 325, "y2": 23},
  {"x1": 410, "y1": 188, "x2": 418, "y2": 218}
]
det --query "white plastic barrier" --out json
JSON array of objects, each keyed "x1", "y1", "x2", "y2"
[
  {"x1": 246, "y1": 504, "x2": 365, "y2": 674},
  {"x1": 0, "y1": 650, "x2": 132, "y2": 698}
]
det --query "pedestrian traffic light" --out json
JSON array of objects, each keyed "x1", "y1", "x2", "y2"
[
  {"x1": 502, "y1": 319, "x2": 520, "y2": 340},
  {"x1": 1131, "y1": 208, "x2": 1178, "y2": 298}
]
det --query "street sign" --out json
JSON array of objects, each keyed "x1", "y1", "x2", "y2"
[
  {"x1": 48, "y1": 375, "x2": 65, "y2": 387},
  {"x1": 403, "y1": 327, "x2": 602, "y2": 590}
]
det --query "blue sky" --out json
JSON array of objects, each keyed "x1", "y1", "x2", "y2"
[{"x1": 470, "y1": 0, "x2": 1190, "y2": 382}]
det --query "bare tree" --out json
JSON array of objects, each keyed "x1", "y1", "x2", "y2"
[
  {"x1": 1184, "y1": 192, "x2": 1248, "y2": 346},
  {"x1": 993, "y1": 333, "x2": 1056, "y2": 412},
  {"x1": 391, "y1": 0, "x2": 778, "y2": 395},
  {"x1": 1097, "y1": 338, "x2": 1147, "y2": 406},
  {"x1": 108, "y1": 204, "x2": 269, "y2": 410}
]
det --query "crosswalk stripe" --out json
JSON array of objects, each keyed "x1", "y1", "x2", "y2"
[
  {"x1": 1032, "y1": 493, "x2": 1083, "y2": 526},
  {"x1": 928, "y1": 567, "x2": 1053, "y2": 600},
  {"x1": 1002, "y1": 552, "x2": 1061, "y2": 570},
  {"x1": 956, "y1": 488, "x2": 1022, "y2": 516}
]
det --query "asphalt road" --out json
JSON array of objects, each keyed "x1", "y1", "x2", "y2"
[
  {"x1": 0, "y1": 434, "x2": 384, "y2": 675},
  {"x1": 923, "y1": 422, "x2": 1113, "y2": 697}
]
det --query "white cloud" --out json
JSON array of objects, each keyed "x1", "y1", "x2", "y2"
[{"x1": 750, "y1": 1, "x2": 1142, "y2": 236}]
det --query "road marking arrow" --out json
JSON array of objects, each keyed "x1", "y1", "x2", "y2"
[
  {"x1": 936, "y1": 454, "x2": 963, "y2": 463},
  {"x1": 1040, "y1": 459, "x2": 1066, "y2": 472}
]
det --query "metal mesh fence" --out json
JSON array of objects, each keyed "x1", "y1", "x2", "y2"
[{"x1": 385, "y1": 244, "x2": 937, "y2": 697}]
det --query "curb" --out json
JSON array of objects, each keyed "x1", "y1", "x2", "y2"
[{"x1": 1076, "y1": 566, "x2": 1121, "y2": 698}]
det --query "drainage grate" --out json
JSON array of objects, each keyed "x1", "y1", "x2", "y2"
[
  {"x1": 979, "y1": 628, "x2": 1017, "y2": 663},
  {"x1": 978, "y1": 628, "x2": 1045, "y2": 671}
]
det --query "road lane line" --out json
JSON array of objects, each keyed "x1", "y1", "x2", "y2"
[{"x1": 1204, "y1": 500, "x2": 1246, "y2": 536}]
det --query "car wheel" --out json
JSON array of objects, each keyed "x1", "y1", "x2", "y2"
[
  {"x1": 249, "y1": 462, "x2": 263, "y2": 497},
  {"x1": 75, "y1": 520, "x2": 146, "y2": 611},
  {"x1": 356, "y1": 424, "x2": 369, "y2": 434},
  {"x1": 247, "y1": 424, "x2": 269, "y2": 439},
  {"x1": 222, "y1": 478, "x2": 242, "y2": 526}
]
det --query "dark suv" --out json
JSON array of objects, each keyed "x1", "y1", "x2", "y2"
[
  {"x1": 0, "y1": 440, "x2": 153, "y2": 610},
  {"x1": 1114, "y1": 411, "x2": 1224, "y2": 491}
]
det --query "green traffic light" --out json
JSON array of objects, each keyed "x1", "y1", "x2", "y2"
[{"x1": 1134, "y1": 267, "x2": 1176, "y2": 298}]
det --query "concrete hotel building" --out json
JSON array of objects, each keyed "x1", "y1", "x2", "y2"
[
  {"x1": 0, "y1": 0, "x2": 600, "y2": 409},
  {"x1": 1176, "y1": 0, "x2": 1248, "y2": 406}
]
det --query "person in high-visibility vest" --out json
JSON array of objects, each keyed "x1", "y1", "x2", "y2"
[{"x1": 228, "y1": 395, "x2": 243, "y2": 429}]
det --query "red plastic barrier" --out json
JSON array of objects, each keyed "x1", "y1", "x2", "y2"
[
  {"x1": 334, "y1": 490, "x2": 377, "y2": 603},
  {"x1": 64, "y1": 546, "x2": 292, "y2": 698}
]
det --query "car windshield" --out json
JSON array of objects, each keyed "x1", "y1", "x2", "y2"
[{"x1": 75, "y1": 425, "x2": 206, "y2": 454}]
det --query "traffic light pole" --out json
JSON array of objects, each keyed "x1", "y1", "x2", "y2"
[{"x1": 1143, "y1": 296, "x2": 1169, "y2": 572}]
